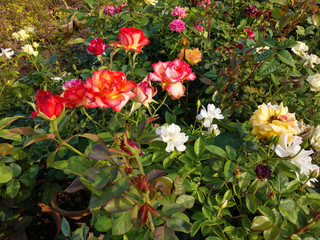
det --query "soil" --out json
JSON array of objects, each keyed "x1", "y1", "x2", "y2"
[
  {"x1": 56, "y1": 190, "x2": 90, "y2": 211},
  {"x1": 25, "y1": 211, "x2": 57, "y2": 240}
]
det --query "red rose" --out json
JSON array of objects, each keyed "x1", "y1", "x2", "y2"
[
  {"x1": 117, "y1": 27, "x2": 150, "y2": 53},
  {"x1": 149, "y1": 59, "x2": 196, "y2": 98},
  {"x1": 87, "y1": 38, "x2": 107, "y2": 55},
  {"x1": 85, "y1": 70, "x2": 136, "y2": 112},
  {"x1": 35, "y1": 90, "x2": 65, "y2": 120}
]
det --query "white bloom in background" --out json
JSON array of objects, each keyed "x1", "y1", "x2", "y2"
[
  {"x1": 0, "y1": 48, "x2": 14, "y2": 59},
  {"x1": 52, "y1": 77, "x2": 63, "y2": 82},
  {"x1": 255, "y1": 46, "x2": 270, "y2": 54},
  {"x1": 144, "y1": 0, "x2": 158, "y2": 5},
  {"x1": 24, "y1": 26, "x2": 35, "y2": 34},
  {"x1": 156, "y1": 123, "x2": 188, "y2": 152},
  {"x1": 33, "y1": 42, "x2": 39, "y2": 48},
  {"x1": 17, "y1": 29, "x2": 30, "y2": 41},
  {"x1": 291, "y1": 41, "x2": 309, "y2": 56},
  {"x1": 310, "y1": 126, "x2": 320, "y2": 151},
  {"x1": 21, "y1": 44, "x2": 38, "y2": 56},
  {"x1": 274, "y1": 134, "x2": 319, "y2": 185},
  {"x1": 307, "y1": 74, "x2": 320, "y2": 92},
  {"x1": 197, "y1": 104, "x2": 224, "y2": 128},
  {"x1": 12, "y1": 32, "x2": 19, "y2": 40},
  {"x1": 301, "y1": 53, "x2": 320, "y2": 68}
]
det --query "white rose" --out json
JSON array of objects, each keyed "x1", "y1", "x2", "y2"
[
  {"x1": 33, "y1": 42, "x2": 39, "y2": 48},
  {"x1": 22, "y1": 44, "x2": 35, "y2": 55},
  {"x1": 291, "y1": 41, "x2": 309, "y2": 56},
  {"x1": 17, "y1": 29, "x2": 30, "y2": 41},
  {"x1": 307, "y1": 74, "x2": 320, "y2": 91},
  {"x1": 311, "y1": 125, "x2": 320, "y2": 151},
  {"x1": 301, "y1": 53, "x2": 320, "y2": 68}
]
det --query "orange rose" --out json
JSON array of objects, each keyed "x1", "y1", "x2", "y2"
[
  {"x1": 85, "y1": 70, "x2": 136, "y2": 112},
  {"x1": 117, "y1": 27, "x2": 150, "y2": 53}
]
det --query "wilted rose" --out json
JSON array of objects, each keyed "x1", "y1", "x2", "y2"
[
  {"x1": 85, "y1": 70, "x2": 136, "y2": 112},
  {"x1": 255, "y1": 164, "x2": 272, "y2": 180}
]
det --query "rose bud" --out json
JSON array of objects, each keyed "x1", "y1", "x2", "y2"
[
  {"x1": 35, "y1": 90, "x2": 65, "y2": 120},
  {"x1": 134, "y1": 77, "x2": 157, "y2": 104},
  {"x1": 255, "y1": 164, "x2": 272, "y2": 180}
]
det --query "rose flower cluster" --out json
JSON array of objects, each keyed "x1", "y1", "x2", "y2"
[{"x1": 31, "y1": 28, "x2": 197, "y2": 120}]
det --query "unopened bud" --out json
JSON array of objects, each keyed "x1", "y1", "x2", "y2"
[
  {"x1": 220, "y1": 200, "x2": 228, "y2": 209},
  {"x1": 310, "y1": 168, "x2": 320, "y2": 179},
  {"x1": 196, "y1": 99, "x2": 201, "y2": 110}
]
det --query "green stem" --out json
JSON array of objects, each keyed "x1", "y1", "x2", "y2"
[
  {"x1": 151, "y1": 92, "x2": 168, "y2": 118},
  {"x1": 52, "y1": 120, "x2": 88, "y2": 159},
  {"x1": 81, "y1": 107, "x2": 104, "y2": 128}
]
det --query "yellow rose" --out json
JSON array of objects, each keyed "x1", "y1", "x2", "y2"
[
  {"x1": 249, "y1": 103, "x2": 300, "y2": 140},
  {"x1": 177, "y1": 48, "x2": 202, "y2": 65}
]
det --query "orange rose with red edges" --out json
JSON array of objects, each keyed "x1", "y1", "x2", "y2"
[
  {"x1": 85, "y1": 70, "x2": 136, "y2": 112},
  {"x1": 117, "y1": 27, "x2": 150, "y2": 53}
]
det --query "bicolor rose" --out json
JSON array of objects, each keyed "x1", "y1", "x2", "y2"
[
  {"x1": 117, "y1": 27, "x2": 150, "y2": 53},
  {"x1": 149, "y1": 59, "x2": 196, "y2": 98},
  {"x1": 62, "y1": 79, "x2": 93, "y2": 109},
  {"x1": 85, "y1": 70, "x2": 136, "y2": 112},
  {"x1": 87, "y1": 38, "x2": 107, "y2": 55},
  {"x1": 134, "y1": 77, "x2": 157, "y2": 104}
]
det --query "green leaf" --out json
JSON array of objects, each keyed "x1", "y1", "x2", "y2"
[
  {"x1": 191, "y1": 220, "x2": 202, "y2": 237},
  {"x1": 0, "y1": 115, "x2": 23, "y2": 129},
  {"x1": 258, "y1": 206, "x2": 276, "y2": 223},
  {"x1": 105, "y1": 196, "x2": 134, "y2": 214},
  {"x1": 239, "y1": 172, "x2": 251, "y2": 190},
  {"x1": 28, "y1": 165, "x2": 39, "y2": 179},
  {"x1": 174, "y1": 176, "x2": 186, "y2": 195},
  {"x1": 224, "y1": 160, "x2": 236, "y2": 181},
  {"x1": 225, "y1": 145, "x2": 237, "y2": 160},
  {"x1": 67, "y1": 38, "x2": 85, "y2": 45},
  {"x1": 154, "y1": 225, "x2": 177, "y2": 240},
  {"x1": 139, "y1": 17, "x2": 149, "y2": 26},
  {"x1": 130, "y1": 205, "x2": 141, "y2": 231},
  {"x1": 112, "y1": 211, "x2": 133, "y2": 235},
  {"x1": 94, "y1": 216, "x2": 112, "y2": 232},
  {"x1": 251, "y1": 216, "x2": 273, "y2": 231},
  {"x1": 282, "y1": 180, "x2": 300, "y2": 194},
  {"x1": 271, "y1": 172, "x2": 289, "y2": 193},
  {"x1": 61, "y1": 217, "x2": 71, "y2": 237},
  {"x1": 279, "y1": 12, "x2": 294, "y2": 29},
  {"x1": 134, "y1": 68, "x2": 148, "y2": 77},
  {"x1": 258, "y1": 58, "x2": 280, "y2": 76},
  {"x1": 205, "y1": 145, "x2": 227, "y2": 157},
  {"x1": 167, "y1": 217, "x2": 191, "y2": 233},
  {"x1": 84, "y1": 0, "x2": 98, "y2": 9},
  {"x1": 176, "y1": 195, "x2": 195, "y2": 209},
  {"x1": 165, "y1": 112, "x2": 176, "y2": 124},
  {"x1": 277, "y1": 50, "x2": 295, "y2": 67},
  {"x1": 260, "y1": 39, "x2": 277, "y2": 48},
  {"x1": 255, "y1": 50, "x2": 276, "y2": 63},
  {"x1": 112, "y1": 178, "x2": 129, "y2": 198},
  {"x1": 278, "y1": 39, "x2": 297, "y2": 49},
  {"x1": 246, "y1": 194, "x2": 258, "y2": 214},
  {"x1": 6, "y1": 179, "x2": 20, "y2": 198},
  {"x1": 194, "y1": 138, "x2": 205, "y2": 157},
  {"x1": 162, "y1": 203, "x2": 185, "y2": 217},
  {"x1": 51, "y1": 156, "x2": 92, "y2": 176},
  {"x1": 0, "y1": 165, "x2": 13, "y2": 183},
  {"x1": 263, "y1": 225, "x2": 280, "y2": 240},
  {"x1": 121, "y1": 13, "x2": 133, "y2": 21}
]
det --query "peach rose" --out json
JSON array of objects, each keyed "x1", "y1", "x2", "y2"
[{"x1": 134, "y1": 77, "x2": 157, "y2": 103}]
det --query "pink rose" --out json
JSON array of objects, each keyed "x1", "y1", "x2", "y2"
[
  {"x1": 107, "y1": 5, "x2": 117, "y2": 15},
  {"x1": 194, "y1": 21, "x2": 204, "y2": 31},
  {"x1": 87, "y1": 38, "x2": 107, "y2": 55},
  {"x1": 149, "y1": 59, "x2": 196, "y2": 98},
  {"x1": 171, "y1": 6, "x2": 186, "y2": 18},
  {"x1": 170, "y1": 19, "x2": 185, "y2": 33},
  {"x1": 84, "y1": 70, "x2": 136, "y2": 112},
  {"x1": 134, "y1": 76, "x2": 157, "y2": 104},
  {"x1": 245, "y1": 28, "x2": 256, "y2": 40}
]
